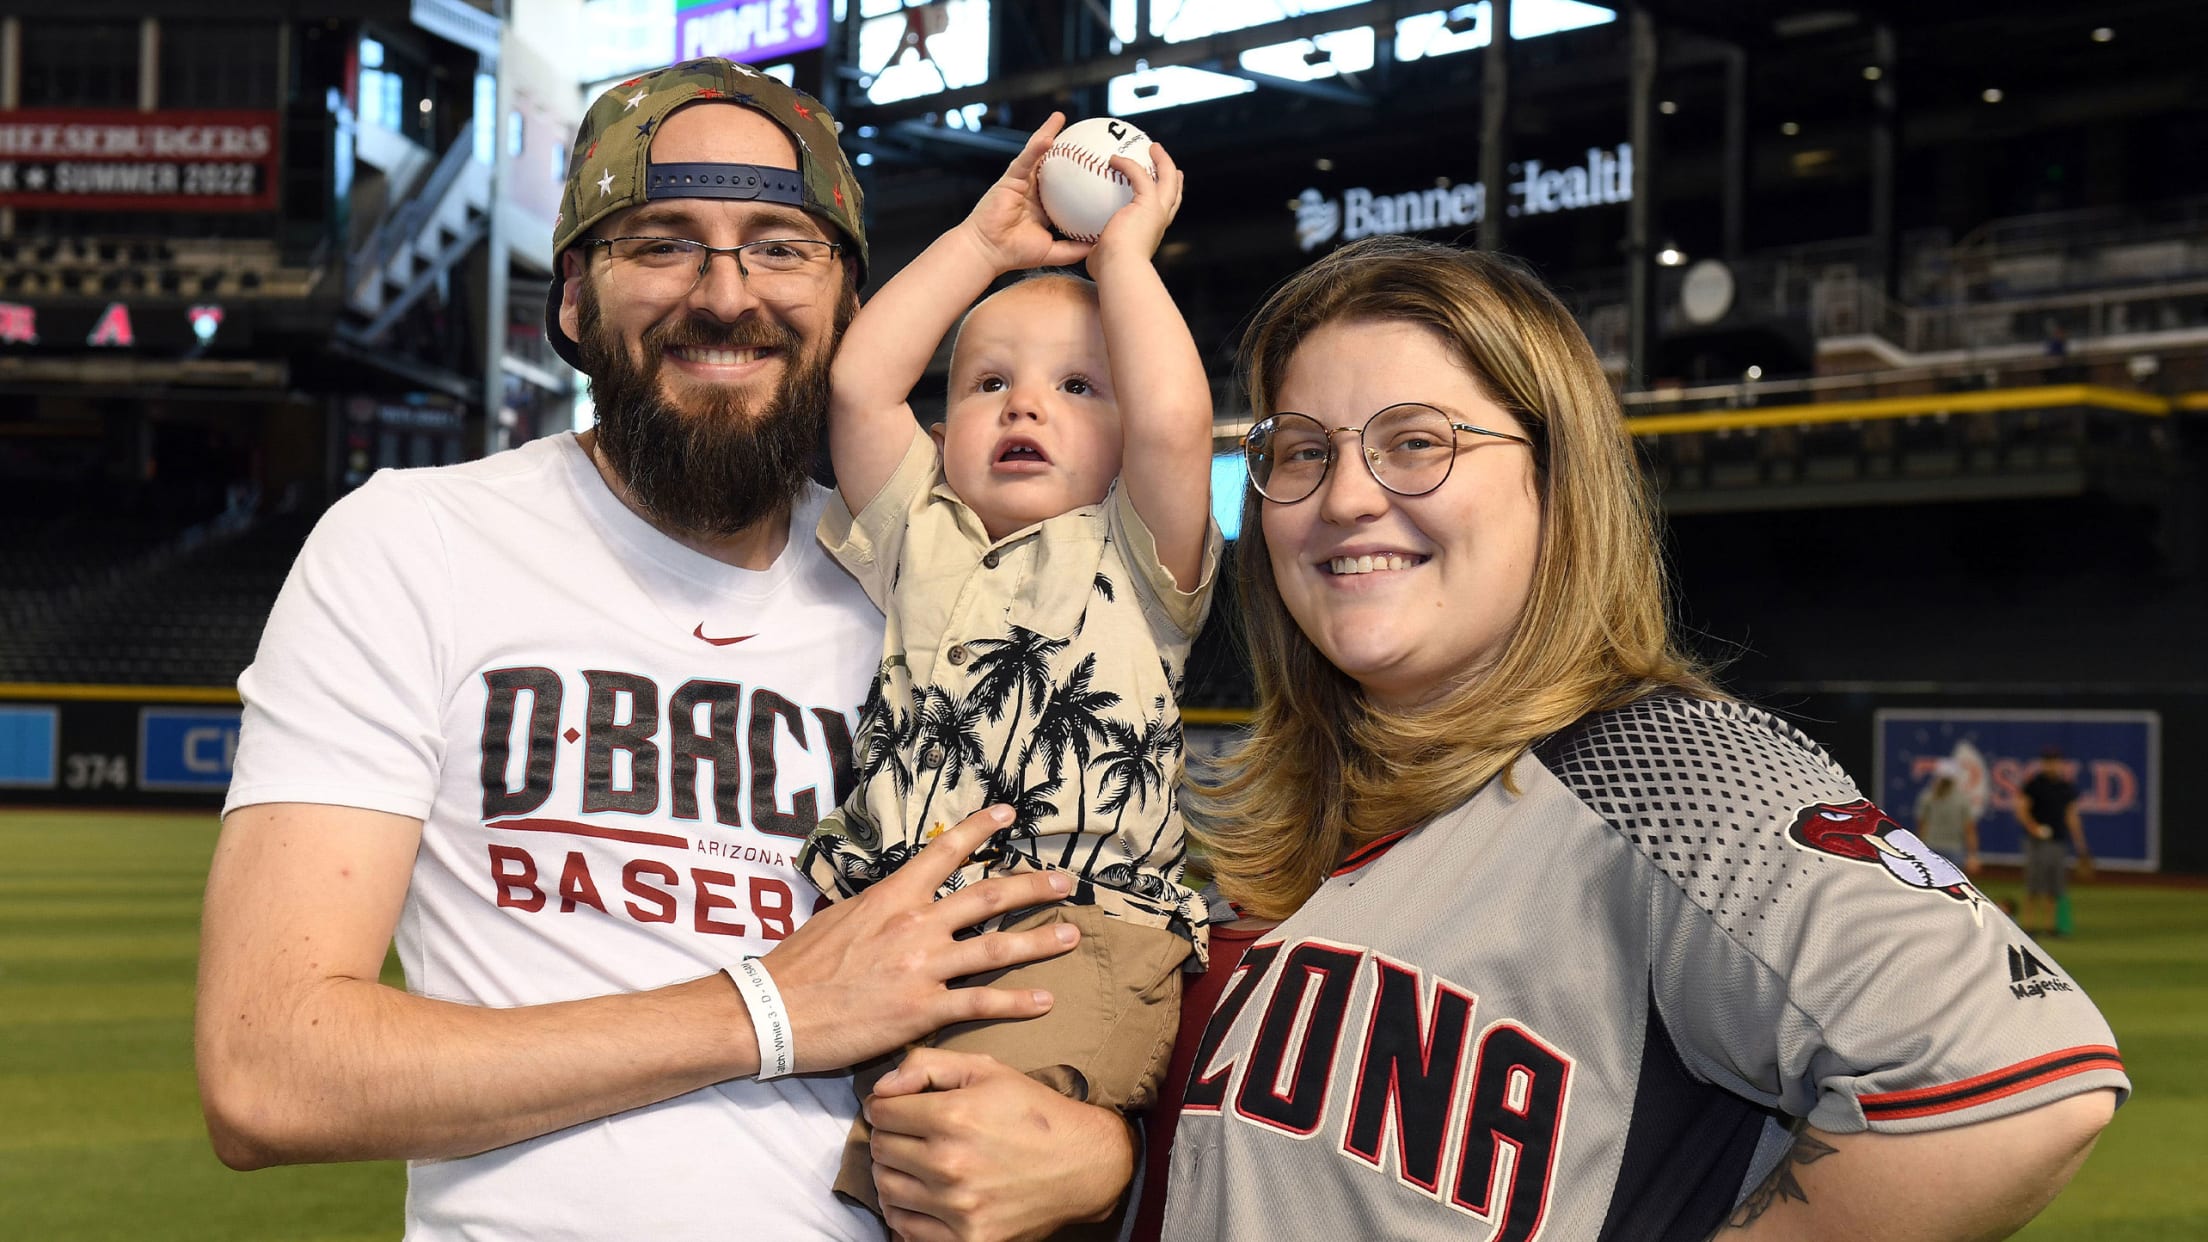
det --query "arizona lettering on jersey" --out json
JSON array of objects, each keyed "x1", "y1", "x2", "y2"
[
  {"x1": 1161, "y1": 696, "x2": 2126, "y2": 1242},
  {"x1": 1184, "y1": 936, "x2": 1572, "y2": 1242}
]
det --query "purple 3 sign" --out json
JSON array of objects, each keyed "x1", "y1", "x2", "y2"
[{"x1": 675, "y1": 0, "x2": 831, "y2": 64}]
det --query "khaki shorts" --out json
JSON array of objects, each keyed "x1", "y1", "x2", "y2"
[
  {"x1": 835, "y1": 905, "x2": 1194, "y2": 1220},
  {"x1": 929, "y1": 904, "x2": 1192, "y2": 1109}
]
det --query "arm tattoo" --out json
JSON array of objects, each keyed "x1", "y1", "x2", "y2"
[{"x1": 1711, "y1": 1125, "x2": 1839, "y2": 1236}]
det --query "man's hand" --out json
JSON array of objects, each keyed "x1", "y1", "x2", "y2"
[
  {"x1": 867, "y1": 1048, "x2": 1137, "y2": 1242},
  {"x1": 1087, "y1": 143, "x2": 1184, "y2": 273},
  {"x1": 763, "y1": 806, "x2": 1082, "y2": 1074},
  {"x1": 959, "y1": 113, "x2": 1095, "y2": 274}
]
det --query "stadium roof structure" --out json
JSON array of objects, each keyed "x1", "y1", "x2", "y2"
[{"x1": 835, "y1": 1, "x2": 2208, "y2": 170}]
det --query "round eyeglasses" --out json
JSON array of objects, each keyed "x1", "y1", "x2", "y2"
[
  {"x1": 582, "y1": 235, "x2": 842, "y2": 300},
  {"x1": 1241, "y1": 403, "x2": 1534, "y2": 504}
]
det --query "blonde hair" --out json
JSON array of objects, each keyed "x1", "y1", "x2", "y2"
[
  {"x1": 944, "y1": 270, "x2": 1100, "y2": 401},
  {"x1": 1191, "y1": 236, "x2": 1717, "y2": 919}
]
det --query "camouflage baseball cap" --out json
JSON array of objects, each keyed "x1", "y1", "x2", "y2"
[{"x1": 546, "y1": 58, "x2": 867, "y2": 367}]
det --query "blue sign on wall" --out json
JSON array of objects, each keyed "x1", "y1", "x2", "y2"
[
  {"x1": 1874, "y1": 709, "x2": 2159, "y2": 871},
  {"x1": 0, "y1": 705, "x2": 58, "y2": 787},
  {"x1": 139, "y1": 707, "x2": 242, "y2": 791}
]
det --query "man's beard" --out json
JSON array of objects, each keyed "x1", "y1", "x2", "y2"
[{"x1": 577, "y1": 282, "x2": 841, "y2": 539}]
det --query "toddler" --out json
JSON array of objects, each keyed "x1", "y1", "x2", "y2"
[{"x1": 797, "y1": 113, "x2": 1218, "y2": 1219}]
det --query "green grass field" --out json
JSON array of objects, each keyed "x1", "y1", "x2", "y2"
[{"x1": 3, "y1": 811, "x2": 2203, "y2": 1239}]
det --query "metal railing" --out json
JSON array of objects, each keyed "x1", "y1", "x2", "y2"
[{"x1": 350, "y1": 126, "x2": 482, "y2": 296}]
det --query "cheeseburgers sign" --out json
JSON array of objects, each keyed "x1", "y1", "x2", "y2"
[{"x1": 0, "y1": 109, "x2": 280, "y2": 213}]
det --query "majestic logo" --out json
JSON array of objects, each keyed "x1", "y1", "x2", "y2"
[
  {"x1": 692, "y1": 624, "x2": 755, "y2": 646},
  {"x1": 1787, "y1": 798, "x2": 1989, "y2": 924},
  {"x1": 2006, "y1": 943, "x2": 2074, "y2": 1001}
]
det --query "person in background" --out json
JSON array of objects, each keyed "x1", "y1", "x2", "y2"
[
  {"x1": 2017, "y1": 744, "x2": 2094, "y2": 936},
  {"x1": 1914, "y1": 757, "x2": 1981, "y2": 874}
]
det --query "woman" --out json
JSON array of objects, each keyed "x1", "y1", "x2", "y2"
[
  {"x1": 864, "y1": 236, "x2": 2125, "y2": 1241},
  {"x1": 1156, "y1": 235, "x2": 2125, "y2": 1239}
]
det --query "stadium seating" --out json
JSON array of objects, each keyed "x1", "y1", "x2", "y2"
[{"x1": 0, "y1": 502, "x2": 314, "y2": 688}]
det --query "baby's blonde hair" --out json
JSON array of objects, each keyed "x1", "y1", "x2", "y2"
[{"x1": 943, "y1": 271, "x2": 1101, "y2": 404}]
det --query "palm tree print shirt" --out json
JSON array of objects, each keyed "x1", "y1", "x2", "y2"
[{"x1": 802, "y1": 428, "x2": 1222, "y2": 957}]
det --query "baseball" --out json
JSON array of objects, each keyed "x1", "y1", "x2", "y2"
[{"x1": 1038, "y1": 117, "x2": 1156, "y2": 242}]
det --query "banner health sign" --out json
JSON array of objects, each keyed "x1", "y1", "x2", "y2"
[
  {"x1": 1295, "y1": 143, "x2": 1632, "y2": 251},
  {"x1": 676, "y1": 0, "x2": 830, "y2": 63},
  {"x1": 1874, "y1": 709, "x2": 2159, "y2": 870}
]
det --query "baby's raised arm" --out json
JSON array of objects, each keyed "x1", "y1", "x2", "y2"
[
  {"x1": 1086, "y1": 146, "x2": 1214, "y2": 591},
  {"x1": 828, "y1": 115, "x2": 1095, "y2": 514}
]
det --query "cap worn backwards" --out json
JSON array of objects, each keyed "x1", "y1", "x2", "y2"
[{"x1": 544, "y1": 58, "x2": 868, "y2": 367}]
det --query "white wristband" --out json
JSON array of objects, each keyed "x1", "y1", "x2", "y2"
[{"x1": 724, "y1": 956, "x2": 796, "y2": 1080}]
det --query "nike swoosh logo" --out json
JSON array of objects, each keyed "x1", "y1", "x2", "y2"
[{"x1": 692, "y1": 624, "x2": 756, "y2": 646}]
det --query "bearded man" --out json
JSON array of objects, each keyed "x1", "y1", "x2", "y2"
[{"x1": 195, "y1": 62, "x2": 1087, "y2": 1240}]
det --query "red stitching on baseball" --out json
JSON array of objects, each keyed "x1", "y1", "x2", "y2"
[
  {"x1": 1044, "y1": 134, "x2": 1142, "y2": 241},
  {"x1": 1047, "y1": 140, "x2": 1131, "y2": 185}
]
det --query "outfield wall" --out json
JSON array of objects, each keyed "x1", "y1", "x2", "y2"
[
  {"x1": 9, "y1": 686, "x2": 2192, "y2": 874},
  {"x1": 0, "y1": 685, "x2": 236, "y2": 810},
  {"x1": 1775, "y1": 687, "x2": 2204, "y2": 874},
  {"x1": 1188, "y1": 689, "x2": 2201, "y2": 875}
]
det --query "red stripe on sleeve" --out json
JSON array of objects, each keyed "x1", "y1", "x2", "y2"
[{"x1": 1859, "y1": 1046, "x2": 2124, "y2": 1121}]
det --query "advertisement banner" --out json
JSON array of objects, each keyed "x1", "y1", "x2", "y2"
[
  {"x1": 1874, "y1": 709, "x2": 2159, "y2": 870},
  {"x1": 0, "y1": 693, "x2": 235, "y2": 809},
  {"x1": 0, "y1": 109, "x2": 281, "y2": 212},
  {"x1": 139, "y1": 707, "x2": 242, "y2": 792},
  {"x1": 0, "y1": 705, "x2": 58, "y2": 788},
  {"x1": 675, "y1": 0, "x2": 831, "y2": 63},
  {"x1": 1293, "y1": 144, "x2": 1632, "y2": 252}
]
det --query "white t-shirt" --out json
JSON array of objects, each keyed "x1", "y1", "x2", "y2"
[{"x1": 228, "y1": 433, "x2": 884, "y2": 1240}]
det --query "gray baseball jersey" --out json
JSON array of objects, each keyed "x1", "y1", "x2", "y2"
[{"x1": 1161, "y1": 696, "x2": 2127, "y2": 1241}]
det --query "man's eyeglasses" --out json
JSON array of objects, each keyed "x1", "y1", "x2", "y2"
[
  {"x1": 1241, "y1": 403, "x2": 1534, "y2": 504},
  {"x1": 581, "y1": 236, "x2": 842, "y2": 300}
]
